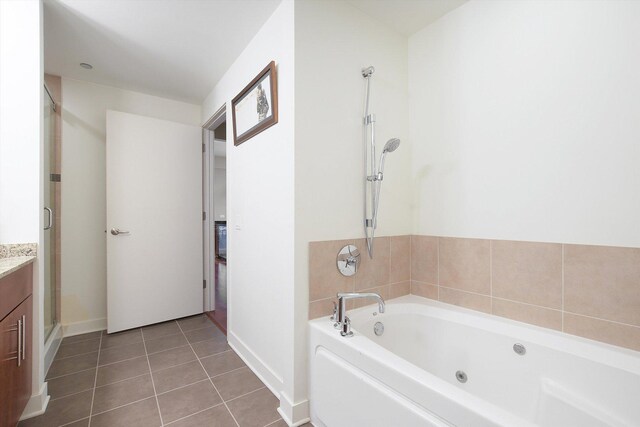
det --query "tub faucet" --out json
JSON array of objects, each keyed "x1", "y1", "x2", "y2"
[{"x1": 336, "y1": 292, "x2": 385, "y2": 337}]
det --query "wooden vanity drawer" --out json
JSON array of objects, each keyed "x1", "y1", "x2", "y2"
[{"x1": 0, "y1": 266, "x2": 32, "y2": 321}]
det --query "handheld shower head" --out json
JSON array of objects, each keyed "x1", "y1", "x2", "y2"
[
  {"x1": 378, "y1": 138, "x2": 401, "y2": 175},
  {"x1": 383, "y1": 138, "x2": 400, "y2": 153}
]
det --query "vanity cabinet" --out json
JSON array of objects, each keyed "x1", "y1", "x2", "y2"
[{"x1": 0, "y1": 265, "x2": 33, "y2": 427}]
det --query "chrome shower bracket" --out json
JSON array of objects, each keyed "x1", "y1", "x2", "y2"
[{"x1": 361, "y1": 66, "x2": 400, "y2": 259}]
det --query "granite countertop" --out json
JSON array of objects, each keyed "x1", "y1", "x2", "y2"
[
  {"x1": 0, "y1": 256, "x2": 36, "y2": 280},
  {"x1": 0, "y1": 243, "x2": 37, "y2": 280}
]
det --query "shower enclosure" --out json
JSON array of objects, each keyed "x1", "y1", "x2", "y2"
[{"x1": 43, "y1": 83, "x2": 59, "y2": 341}]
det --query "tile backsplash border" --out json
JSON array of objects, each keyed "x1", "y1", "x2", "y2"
[{"x1": 308, "y1": 235, "x2": 640, "y2": 353}]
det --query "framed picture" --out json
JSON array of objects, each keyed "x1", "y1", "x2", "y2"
[{"x1": 231, "y1": 61, "x2": 278, "y2": 146}]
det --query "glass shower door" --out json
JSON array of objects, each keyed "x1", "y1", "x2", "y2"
[{"x1": 43, "y1": 89, "x2": 57, "y2": 341}]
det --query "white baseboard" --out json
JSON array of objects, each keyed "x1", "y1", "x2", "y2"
[
  {"x1": 44, "y1": 323, "x2": 63, "y2": 376},
  {"x1": 228, "y1": 331, "x2": 283, "y2": 396},
  {"x1": 227, "y1": 332, "x2": 310, "y2": 426},
  {"x1": 62, "y1": 317, "x2": 107, "y2": 337},
  {"x1": 20, "y1": 383, "x2": 50, "y2": 420},
  {"x1": 277, "y1": 395, "x2": 311, "y2": 427}
]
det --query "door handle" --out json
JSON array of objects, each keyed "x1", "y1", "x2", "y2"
[
  {"x1": 110, "y1": 228, "x2": 131, "y2": 236},
  {"x1": 44, "y1": 207, "x2": 53, "y2": 230}
]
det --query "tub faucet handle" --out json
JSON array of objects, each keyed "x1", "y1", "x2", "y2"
[
  {"x1": 330, "y1": 301, "x2": 340, "y2": 329},
  {"x1": 340, "y1": 316, "x2": 353, "y2": 337}
]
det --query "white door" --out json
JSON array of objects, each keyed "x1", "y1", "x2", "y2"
[{"x1": 106, "y1": 110, "x2": 203, "y2": 333}]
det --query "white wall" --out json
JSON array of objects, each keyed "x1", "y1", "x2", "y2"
[
  {"x1": 409, "y1": 0, "x2": 640, "y2": 247},
  {"x1": 293, "y1": 0, "x2": 410, "y2": 416},
  {"x1": 0, "y1": 0, "x2": 50, "y2": 416},
  {"x1": 295, "y1": 1, "x2": 411, "y2": 243},
  {"x1": 0, "y1": 0, "x2": 42, "y2": 244},
  {"x1": 200, "y1": 0, "x2": 296, "y2": 422},
  {"x1": 61, "y1": 78, "x2": 201, "y2": 332}
]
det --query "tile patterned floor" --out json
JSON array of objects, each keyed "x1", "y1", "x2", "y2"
[{"x1": 21, "y1": 315, "x2": 307, "y2": 427}]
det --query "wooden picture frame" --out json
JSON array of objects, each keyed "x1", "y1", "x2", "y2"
[{"x1": 231, "y1": 61, "x2": 278, "y2": 146}]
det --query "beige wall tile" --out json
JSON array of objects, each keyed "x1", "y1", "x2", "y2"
[
  {"x1": 564, "y1": 313, "x2": 640, "y2": 352},
  {"x1": 390, "y1": 236, "x2": 410, "y2": 283},
  {"x1": 439, "y1": 287, "x2": 491, "y2": 314},
  {"x1": 410, "y1": 281, "x2": 438, "y2": 300},
  {"x1": 564, "y1": 244, "x2": 640, "y2": 326},
  {"x1": 308, "y1": 298, "x2": 335, "y2": 320},
  {"x1": 492, "y1": 240, "x2": 562, "y2": 309},
  {"x1": 388, "y1": 281, "x2": 410, "y2": 299},
  {"x1": 309, "y1": 235, "x2": 640, "y2": 353},
  {"x1": 439, "y1": 237, "x2": 490, "y2": 294},
  {"x1": 309, "y1": 239, "x2": 354, "y2": 301},
  {"x1": 354, "y1": 237, "x2": 390, "y2": 291},
  {"x1": 410, "y1": 235, "x2": 438, "y2": 284},
  {"x1": 492, "y1": 298, "x2": 562, "y2": 331}
]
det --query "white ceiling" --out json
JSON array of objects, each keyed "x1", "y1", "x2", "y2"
[
  {"x1": 44, "y1": 0, "x2": 466, "y2": 104},
  {"x1": 43, "y1": 0, "x2": 282, "y2": 104},
  {"x1": 346, "y1": 0, "x2": 468, "y2": 37}
]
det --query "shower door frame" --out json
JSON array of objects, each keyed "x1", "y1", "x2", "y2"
[{"x1": 43, "y1": 79, "x2": 61, "y2": 343}]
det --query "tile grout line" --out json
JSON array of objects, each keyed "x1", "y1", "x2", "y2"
[
  {"x1": 93, "y1": 371, "x2": 150, "y2": 391},
  {"x1": 46, "y1": 365, "x2": 97, "y2": 381},
  {"x1": 59, "y1": 332, "x2": 103, "y2": 345},
  {"x1": 59, "y1": 417, "x2": 90, "y2": 427},
  {"x1": 90, "y1": 395, "x2": 159, "y2": 418},
  {"x1": 149, "y1": 322, "x2": 220, "y2": 339},
  {"x1": 53, "y1": 347, "x2": 101, "y2": 362},
  {"x1": 436, "y1": 237, "x2": 440, "y2": 301},
  {"x1": 261, "y1": 417, "x2": 283, "y2": 427},
  {"x1": 491, "y1": 296, "x2": 561, "y2": 312},
  {"x1": 388, "y1": 237, "x2": 392, "y2": 295},
  {"x1": 86, "y1": 328, "x2": 104, "y2": 427},
  {"x1": 151, "y1": 348, "x2": 232, "y2": 377},
  {"x1": 224, "y1": 385, "x2": 267, "y2": 404},
  {"x1": 48, "y1": 387, "x2": 95, "y2": 402},
  {"x1": 563, "y1": 310, "x2": 640, "y2": 329},
  {"x1": 416, "y1": 283, "x2": 640, "y2": 331},
  {"x1": 220, "y1": 387, "x2": 280, "y2": 427},
  {"x1": 162, "y1": 402, "x2": 226, "y2": 426},
  {"x1": 54, "y1": 337, "x2": 228, "y2": 381},
  {"x1": 561, "y1": 244, "x2": 565, "y2": 332},
  {"x1": 142, "y1": 325, "x2": 167, "y2": 427},
  {"x1": 489, "y1": 240, "x2": 493, "y2": 313},
  {"x1": 409, "y1": 235, "x2": 413, "y2": 294},
  {"x1": 208, "y1": 364, "x2": 246, "y2": 380},
  {"x1": 47, "y1": 351, "x2": 150, "y2": 380},
  {"x1": 175, "y1": 319, "x2": 241, "y2": 427},
  {"x1": 155, "y1": 378, "x2": 210, "y2": 397}
]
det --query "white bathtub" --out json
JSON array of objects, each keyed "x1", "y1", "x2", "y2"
[{"x1": 309, "y1": 295, "x2": 640, "y2": 427}]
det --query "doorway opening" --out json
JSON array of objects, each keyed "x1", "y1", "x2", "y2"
[{"x1": 203, "y1": 106, "x2": 228, "y2": 334}]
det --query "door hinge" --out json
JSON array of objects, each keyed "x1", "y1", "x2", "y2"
[
  {"x1": 203, "y1": 211, "x2": 206, "y2": 221},
  {"x1": 202, "y1": 143, "x2": 206, "y2": 152},
  {"x1": 203, "y1": 279, "x2": 206, "y2": 289}
]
